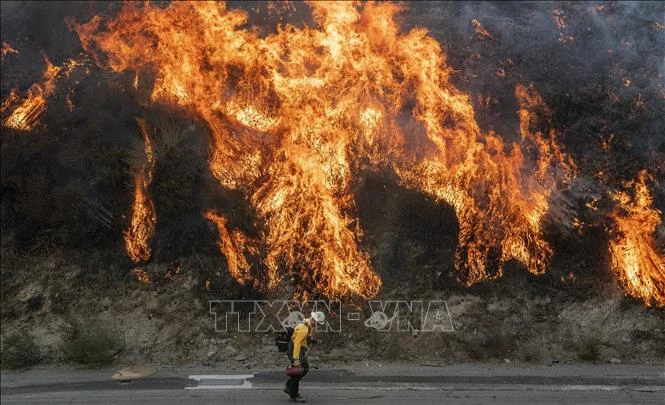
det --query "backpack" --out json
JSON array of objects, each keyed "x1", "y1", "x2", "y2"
[{"x1": 275, "y1": 326, "x2": 294, "y2": 352}]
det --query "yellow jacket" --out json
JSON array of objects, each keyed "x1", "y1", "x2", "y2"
[{"x1": 291, "y1": 319, "x2": 311, "y2": 359}]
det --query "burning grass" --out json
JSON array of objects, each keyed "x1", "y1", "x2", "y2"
[
  {"x1": 0, "y1": 1, "x2": 663, "y2": 305},
  {"x1": 609, "y1": 171, "x2": 665, "y2": 307},
  {"x1": 71, "y1": 1, "x2": 578, "y2": 299}
]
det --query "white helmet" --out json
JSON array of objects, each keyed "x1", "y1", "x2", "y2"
[{"x1": 311, "y1": 311, "x2": 325, "y2": 325}]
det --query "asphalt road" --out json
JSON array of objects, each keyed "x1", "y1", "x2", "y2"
[{"x1": 2, "y1": 363, "x2": 663, "y2": 404}]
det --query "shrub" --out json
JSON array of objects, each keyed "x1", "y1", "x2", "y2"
[
  {"x1": 464, "y1": 329, "x2": 515, "y2": 360},
  {"x1": 520, "y1": 345, "x2": 543, "y2": 363},
  {"x1": 577, "y1": 335, "x2": 602, "y2": 361},
  {"x1": 1, "y1": 332, "x2": 41, "y2": 370},
  {"x1": 60, "y1": 318, "x2": 124, "y2": 367},
  {"x1": 383, "y1": 335, "x2": 407, "y2": 359}
]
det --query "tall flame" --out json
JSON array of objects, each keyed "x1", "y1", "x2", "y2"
[
  {"x1": 76, "y1": 2, "x2": 576, "y2": 298},
  {"x1": 123, "y1": 118, "x2": 157, "y2": 263},
  {"x1": 204, "y1": 211, "x2": 262, "y2": 286},
  {"x1": 609, "y1": 171, "x2": 665, "y2": 307}
]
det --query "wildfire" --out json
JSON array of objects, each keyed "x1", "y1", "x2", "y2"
[
  {"x1": 226, "y1": 100, "x2": 279, "y2": 132},
  {"x1": 1, "y1": 41, "x2": 19, "y2": 60},
  {"x1": 1, "y1": 55, "x2": 83, "y2": 131},
  {"x1": 1, "y1": 56, "x2": 60, "y2": 131},
  {"x1": 132, "y1": 268, "x2": 151, "y2": 285},
  {"x1": 164, "y1": 263, "x2": 182, "y2": 281},
  {"x1": 471, "y1": 19, "x2": 493, "y2": 41},
  {"x1": 123, "y1": 118, "x2": 157, "y2": 263},
  {"x1": 609, "y1": 171, "x2": 665, "y2": 307},
  {"x1": 75, "y1": 2, "x2": 579, "y2": 298},
  {"x1": 552, "y1": 9, "x2": 574, "y2": 43},
  {"x1": 204, "y1": 210, "x2": 257, "y2": 286}
]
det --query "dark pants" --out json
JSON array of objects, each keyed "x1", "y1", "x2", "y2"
[{"x1": 285, "y1": 342, "x2": 309, "y2": 397}]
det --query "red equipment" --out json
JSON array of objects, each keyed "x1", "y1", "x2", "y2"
[{"x1": 285, "y1": 366, "x2": 302, "y2": 376}]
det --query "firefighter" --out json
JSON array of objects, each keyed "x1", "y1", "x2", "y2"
[{"x1": 284, "y1": 311, "x2": 325, "y2": 402}]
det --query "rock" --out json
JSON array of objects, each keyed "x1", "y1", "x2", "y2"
[
  {"x1": 222, "y1": 345, "x2": 238, "y2": 357},
  {"x1": 610, "y1": 358, "x2": 622, "y2": 364},
  {"x1": 221, "y1": 345, "x2": 238, "y2": 356},
  {"x1": 261, "y1": 335, "x2": 273, "y2": 345},
  {"x1": 503, "y1": 358, "x2": 511, "y2": 363},
  {"x1": 234, "y1": 354, "x2": 248, "y2": 361}
]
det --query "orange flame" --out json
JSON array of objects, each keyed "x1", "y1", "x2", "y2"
[
  {"x1": 2, "y1": 84, "x2": 48, "y2": 131},
  {"x1": 471, "y1": 19, "x2": 493, "y2": 40},
  {"x1": 609, "y1": 171, "x2": 665, "y2": 307},
  {"x1": 76, "y1": 2, "x2": 576, "y2": 298},
  {"x1": 552, "y1": 9, "x2": 574, "y2": 43},
  {"x1": 123, "y1": 118, "x2": 157, "y2": 263},
  {"x1": 2, "y1": 55, "x2": 83, "y2": 131},
  {"x1": 1, "y1": 41, "x2": 19, "y2": 60},
  {"x1": 164, "y1": 263, "x2": 181, "y2": 281},
  {"x1": 132, "y1": 268, "x2": 151, "y2": 284},
  {"x1": 1, "y1": 56, "x2": 60, "y2": 131},
  {"x1": 204, "y1": 211, "x2": 261, "y2": 286}
]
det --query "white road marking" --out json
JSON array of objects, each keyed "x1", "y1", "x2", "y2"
[
  {"x1": 188, "y1": 374, "x2": 254, "y2": 381},
  {"x1": 185, "y1": 380, "x2": 253, "y2": 390},
  {"x1": 186, "y1": 374, "x2": 254, "y2": 390}
]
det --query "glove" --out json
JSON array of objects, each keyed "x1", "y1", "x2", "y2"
[{"x1": 293, "y1": 359, "x2": 300, "y2": 367}]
